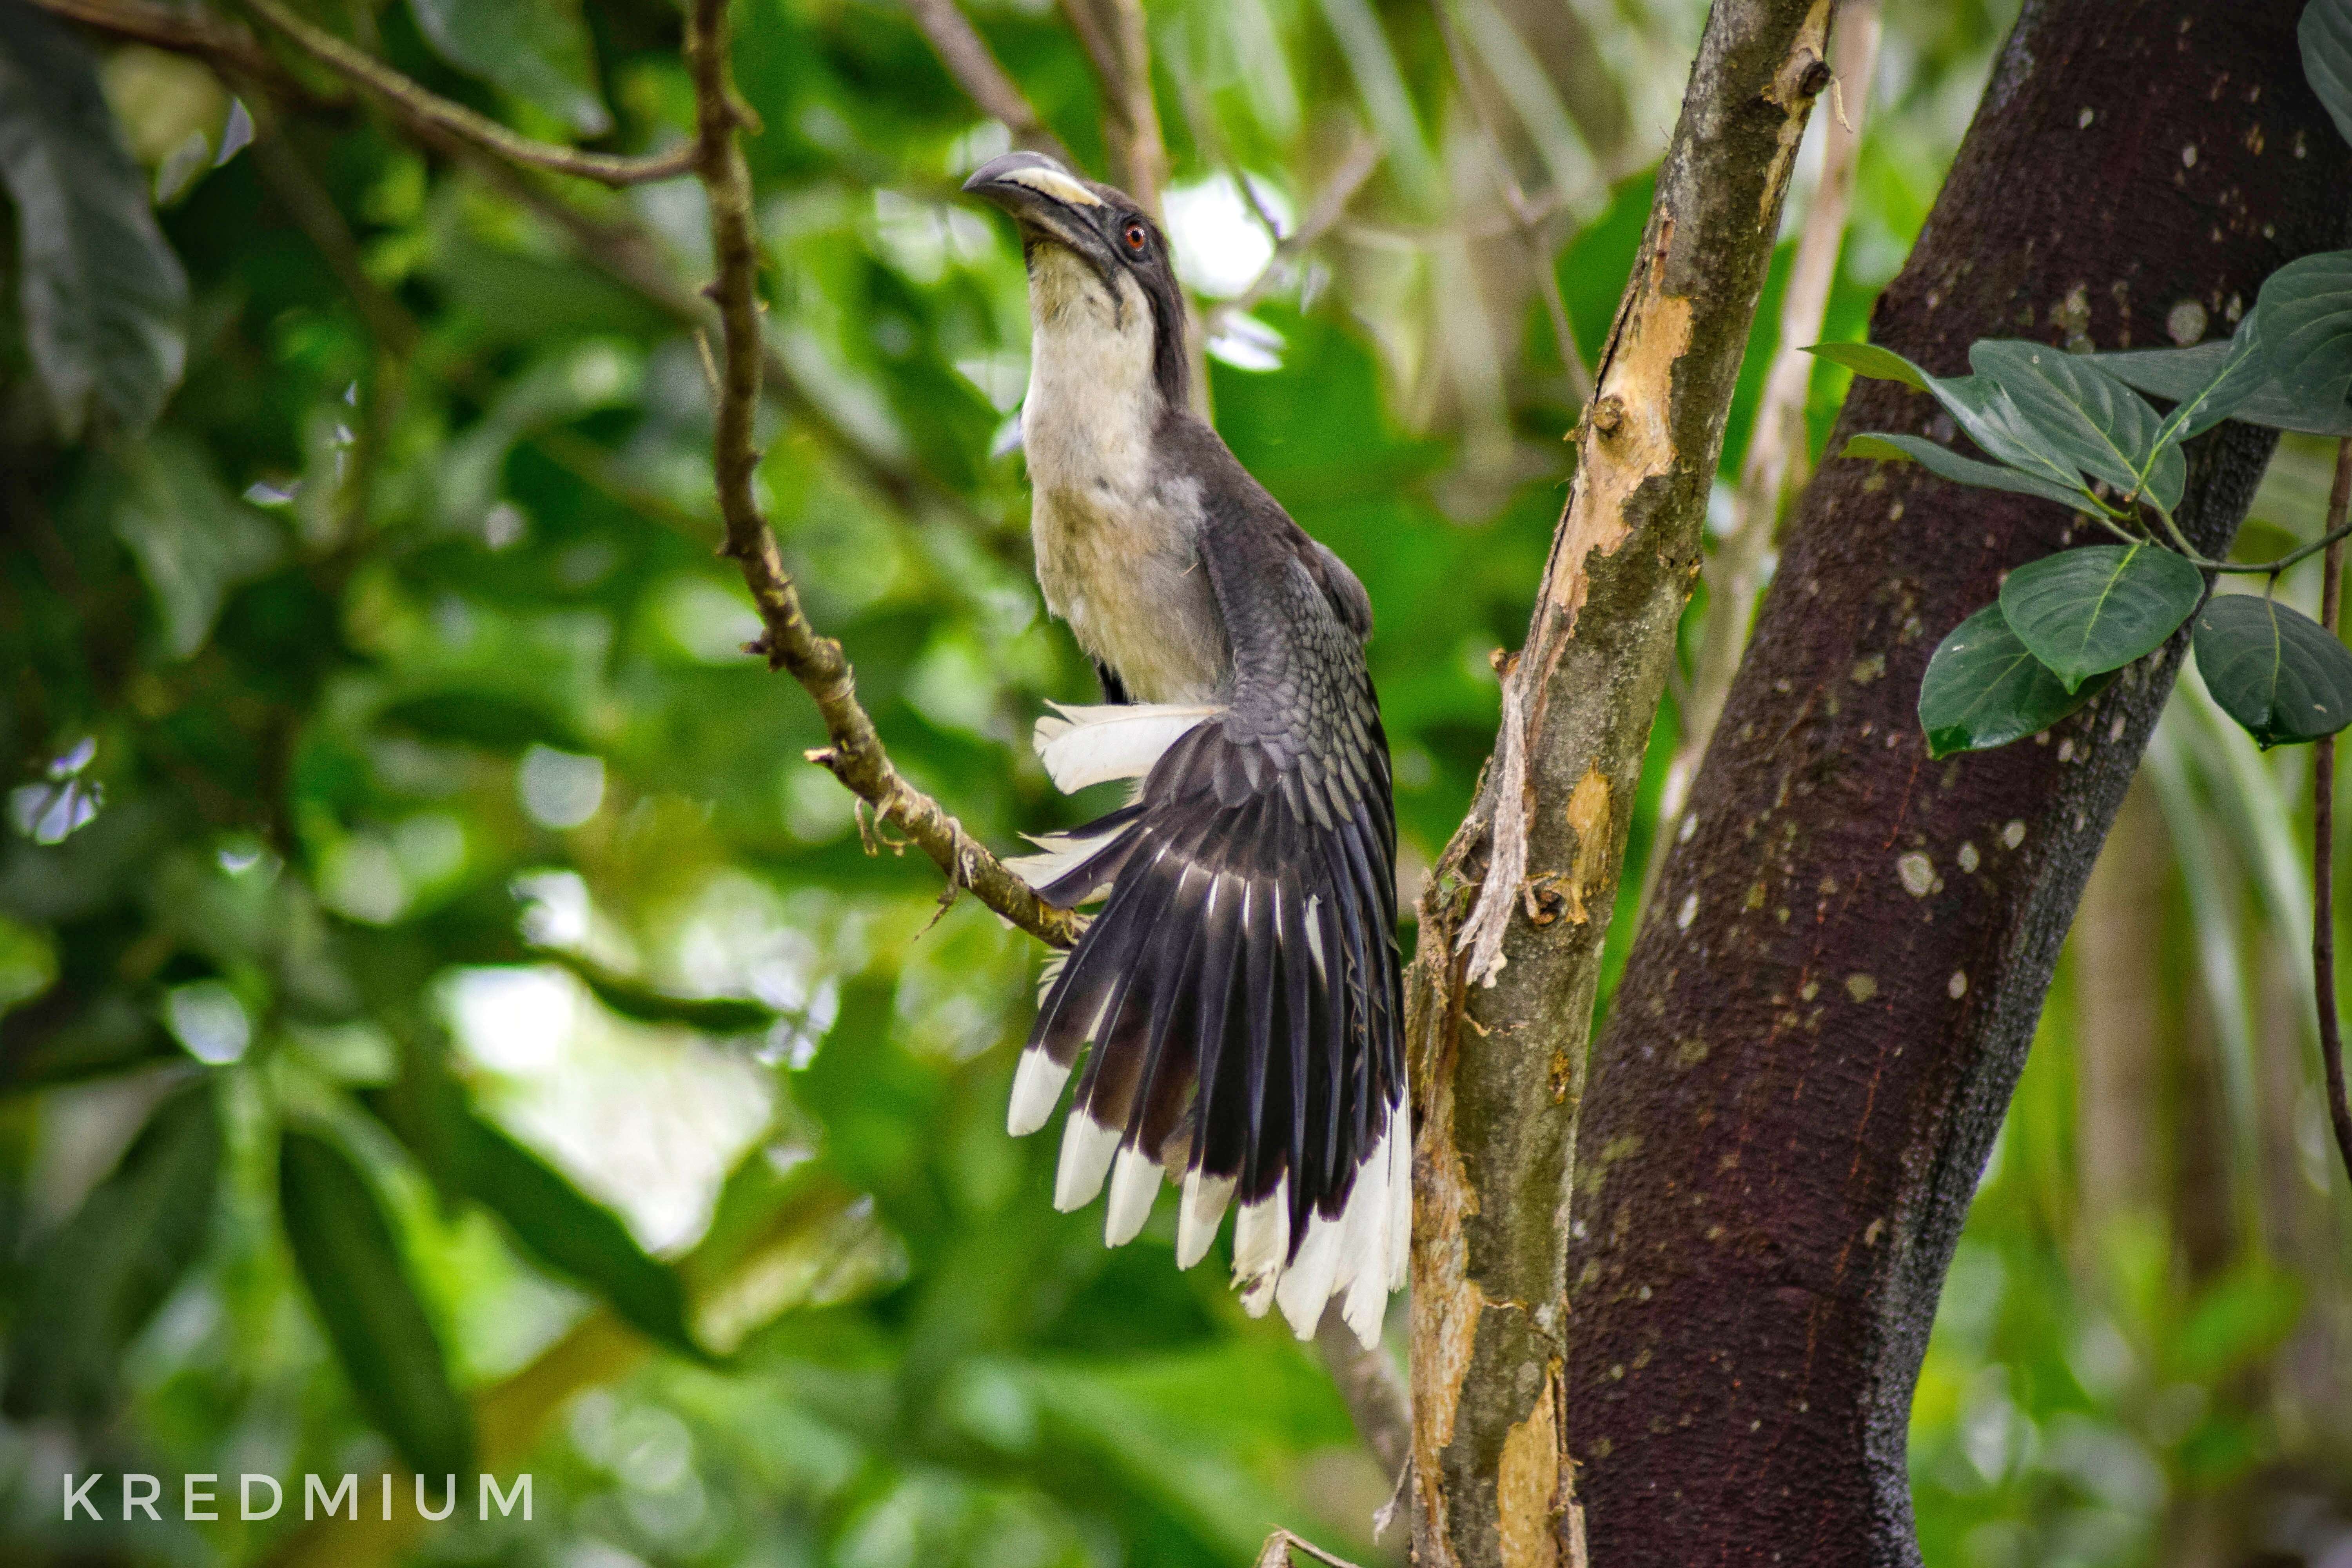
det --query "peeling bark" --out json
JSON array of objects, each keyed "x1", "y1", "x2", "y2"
[
  {"x1": 1405, "y1": 4, "x2": 1837, "y2": 1564},
  {"x1": 1565, "y1": 3, "x2": 2352, "y2": 1564}
]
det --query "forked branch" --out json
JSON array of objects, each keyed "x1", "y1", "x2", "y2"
[
  {"x1": 241, "y1": 0, "x2": 697, "y2": 186},
  {"x1": 684, "y1": 0, "x2": 1081, "y2": 950}
]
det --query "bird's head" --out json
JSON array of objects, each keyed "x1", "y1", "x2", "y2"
[{"x1": 962, "y1": 151, "x2": 1187, "y2": 409}]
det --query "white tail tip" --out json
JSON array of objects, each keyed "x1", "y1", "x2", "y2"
[
  {"x1": 1006, "y1": 1048, "x2": 1071, "y2": 1137},
  {"x1": 1104, "y1": 1143, "x2": 1161, "y2": 1245},
  {"x1": 1176, "y1": 1169, "x2": 1236, "y2": 1269},
  {"x1": 1053, "y1": 1114, "x2": 1119, "y2": 1211}
]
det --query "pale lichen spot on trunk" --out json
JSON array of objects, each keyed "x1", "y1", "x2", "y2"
[
  {"x1": 1561, "y1": 766, "x2": 1614, "y2": 924},
  {"x1": 1756, "y1": 0, "x2": 1836, "y2": 224},
  {"x1": 1497, "y1": 1359, "x2": 1564, "y2": 1568},
  {"x1": 1408, "y1": 1036, "x2": 1486, "y2": 1567},
  {"x1": 1543, "y1": 248, "x2": 1694, "y2": 634}
]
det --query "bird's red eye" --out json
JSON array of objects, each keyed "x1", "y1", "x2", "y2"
[{"x1": 1122, "y1": 221, "x2": 1148, "y2": 253}]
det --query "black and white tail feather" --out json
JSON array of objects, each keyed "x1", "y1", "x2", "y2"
[
  {"x1": 960, "y1": 147, "x2": 1409, "y2": 1349},
  {"x1": 1007, "y1": 682, "x2": 1409, "y2": 1349}
]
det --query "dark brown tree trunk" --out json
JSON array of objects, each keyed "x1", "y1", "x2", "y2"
[{"x1": 1562, "y1": 3, "x2": 2352, "y2": 1564}]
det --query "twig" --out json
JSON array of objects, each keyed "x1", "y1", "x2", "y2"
[
  {"x1": 684, "y1": 0, "x2": 1081, "y2": 951},
  {"x1": 1427, "y1": 0, "x2": 1593, "y2": 401},
  {"x1": 28, "y1": 0, "x2": 315, "y2": 99},
  {"x1": 240, "y1": 0, "x2": 697, "y2": 187},
  {"x1": 1057, "y1": 0, "x2": 1167, "y2": 214},
  {"x1": 1647, "y1": 0, "x2": 1881, "y2": 908},
  {"x1": 2315, "y1": 436, "x2": 2352, "y2": 1191},
  {"x1": 1204, "y1": 136, "x2": 1385, "y2": 334},
  {"x1": 1312, "y1": 1308, "x2": 1411, "y2": 1485},
  {"x1": 1252, "y1": 1529, "x2": 1366, "y2": 1568},
  {"x1": 902, "y1": 0, "x2": 1074, "y2": 167}
]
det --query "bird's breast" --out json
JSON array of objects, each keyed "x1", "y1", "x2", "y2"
[{"x1": 1029, "y1": 472, "x2": 1228, "y2": 706}]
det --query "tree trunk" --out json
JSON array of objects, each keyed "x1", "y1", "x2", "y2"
[
  {"x1": 1406, "y1": 4, "x2": 1839, "y2": 1565},
  {"x1": 1563, "y1": 3, "x2": 2352, "y2": 1564}
]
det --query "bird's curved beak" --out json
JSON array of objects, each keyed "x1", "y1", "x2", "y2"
[{"x1": 962, "y1": 152, "x2": 1113, "y2": 264}]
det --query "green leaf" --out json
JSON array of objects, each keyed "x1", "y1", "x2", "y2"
[
  {"x1": 0, "y1": 4, "x2": 188, "y2": 437},
  {"x1": 1917, "y1": 604, "x2": 2114, "y2": 758},
  {"x1": 1999, "y1": 543, "x2": 2207, "y2": 692},
  {"x1": 1970, "y1": 339, "x2": 2182, "y2": 508},
  {"x1": 408, "y1": 0, "x2": 613, "y2": 137},
  {"x1": 376, "y1": 690, "x2": 590, "y2": 753},
  {"x1": 279, "y1": 1128, "x2": 475, "y2": 1477},
  {"x1": 98, "y1": 432, "x2": 285, "y2": 658},
  {"x1": 2093, "y1": 330, "x2": 2352, "y2": 437},
  {"x1": 2153, "y1": 310, "x2": 2271, "y2": 443},
  {"x1": 545, "y1": 949, "x2": 779, "y2": 1033},
  {"x1": 2191, "y1": 592, "x2": 2352, "y2": 747},
  {"x1": 3, "y1": 1078, "x2": 220, "y2": 1419},
  {"x1": 2255, "y1": 250, "x2": 2352, "y2": 416},
  {"x1": 0, "y1": 985, "x2": 180, "y2": 1091},
  {"x1": 451, "y1": 1111, "x2": 709, "y2": 1359},
  {"x1": 2304, "y1": 0, "x2": 2352, "y2": 151},
  {"x1": 1803, "y1": 340, "x2": 1931, "y2": 392},
  {"x1": 1807, "y1": 340, "x2": 2102, "y2": 508},
  {"x1": 1841, "y1": 432, "x2": 2100, "y2": 511}
]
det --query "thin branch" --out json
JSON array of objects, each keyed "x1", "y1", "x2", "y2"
[
  {"x1": 1650, "y1": 0, "x2": 1881, "y2": 885},
  {"x1": 2205, "y1": 508, "x2": 2352, "y2": 573},
  {"x1": 1428, "y1": 0, "x2": 1593, "y2": 401},
  {"x1": 2316, "y1": 436, "x2": 2352, "y2": 1192},
  {"x1": 684, "y1": 0, "x2": 1082, "y2": 951},
  {"x1": 240, "y1": 0, "x2": 698, "y2": 187},
  {"x1": 29, "y1": 0, "x2": 312, "y2": 98},
  {"x1": 1057, "y1": 0, "x2": 1167, "y2": 214},
  {"x1": 1205, "y1": 135, "x2": 1385, "y2": 332},
  {"x1": 903, "y1": 0, "x2": 1074, "y2": 167},
  {"x1": 1252, "y1": 1530, "x2": 1366, "y2": 1568},
  {"x1": 1312, "y1": 1309, "x2": 1411, "y2": 1483}
]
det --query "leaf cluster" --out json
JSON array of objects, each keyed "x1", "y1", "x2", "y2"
[{"x1": 1813, "y1": 0, "x2": 2352, "y2": 759}]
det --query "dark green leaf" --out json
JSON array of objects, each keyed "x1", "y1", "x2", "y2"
[
  {"x1": 1806, "y1": 340, "x2": 2101, "y2": 507},
  {"x1": 2256, "y1": 250, "x2": 2352, "y2": 416},
  {"x1": 2153, "y1": 310, "x2": 2271, "y2": 442},
  {"x1": 1970, "y1": 339, "x2": 2182, "y2": 508},
  {"x1": 452, "y1": 1111, "x2": 708, "y2": 1359},
  {"x1": 1999, "y1": 543, "x2": 2207, "y2": 691},
  {"x1": 1917, "y1": 604, "x2": 2114, "y2": 758},
  {"x1": 1803, "y1": 341, "x2": 1931, "y2": 392},
  {"x1": 2191, "y1": 592, "x2": 2352, "y2": 747},
  {"x1": 100, "y1": 432, "x2": 285, "y2": 657},
  {"x1": 0, "y1": 4, "x2": 188, "y2": 437},
  {"x1": 2093, "y1": 332, "x2": 2352, "y2": 437},
  {"x1": 547, "y1": 949, "x2": 779, "y2": 1033},
  {"x1": 279, "y1": 1129, "x2": 475, "y2": 1477},
  {"x1": 2304, "y1": 0, "x2": 2352, "y2": 151},
  {"x1": 377, "y1": 690, "x2": 590, "y2": 753},
  {"x1": 4, "y1": 1078, "x2": 220, "y2": 1419},
  {"x1": 0, "y1": 985, "x2": 179, "y2": 1091},
  {"x1": 1841, "y1": 432, "x2": 2098, "y2": 511},
  {"x1": 409, "y1": 0, "x2": 613, "y2": 136}
]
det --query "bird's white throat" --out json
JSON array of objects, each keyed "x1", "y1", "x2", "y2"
[{"x1": 1019, "y1": 245, "x2": 1227, "y2": 703}]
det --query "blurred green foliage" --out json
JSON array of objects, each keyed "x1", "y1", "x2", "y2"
[{"x1": 6, "y1": 1, "x2": 2345, "y2": 1566}]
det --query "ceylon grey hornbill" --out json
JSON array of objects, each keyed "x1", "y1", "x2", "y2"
[{"x1": 962, "y1": 152, "x2": 1407, "y2": 1347}]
